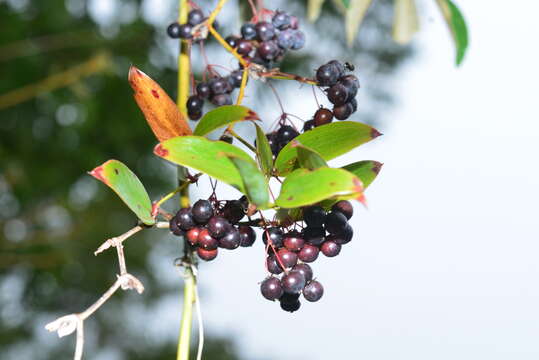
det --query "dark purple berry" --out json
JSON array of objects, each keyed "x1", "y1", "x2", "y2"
[
  {"x1": 187, "y1": 95, "x2": 204, "y2": 112},
  {"x1": 328, "y1": 60, "x2": 345, "y2": 78},
  {"x1": 238, "y1": 195, "x2": 249, "y2": 210},
  {"x1": 272, "y1": 11, "x2": 291, "y2": 30},
  {"x1": 277, "y1": 249, "x2": 298, "y2": 268},
  {"x1": 314, "y1": 107, "x2": 333, "y2": 127},
  {"x1": 277, "y1": 29, "x2": 294, "y2": 49},
  {"x1": 236, "y1": 39, "x2": 253, "y2": 55},
  {"x1": 339, "y1": 74, "x2": 360, "y2": 97},
  {"x1": 219, "y1": 227, "x2": 240, "y2": 249},
  {"x1": 303, "y1": 206, "x2": 326, "y2": 227},
  {"x1": 324, "y1": 211, "x2": 348, "y2": 234},
  {"x1": 257, "y1": 41, "x2": 279, "y2": 60},
  {"x1": 255, "y1": 21, "x2": 275, "y2": 41},
  {"x1": 333, "y1": 102, "x2": 353, "y2": 120},
  {"x1": 266, "y1": 132, "x2": 279, "y2": 155},
  {"x1": 292, "y1": 263, "x2": 313, "y2": 283},
  {"x1": 298, "y1": 244, "x2": 319, "y2": 263},
  {"x1": 186, "y1": 227, "x2": 201, "y2": 246},
  {"x1": 196, "y1": 82, "x2": 211, "y2": 98},
  {"x1": 283, "y1": 233, "x2": 305, "y2": 252},
  {"x1": 188, "y1": 9, "x2": 204, "y2": 26},
  {"x1": 303, "y1": 226, "x2": 325, "y2": 246},
  {"x1": 192, "y1": 199, "x2": 213, "y2": 224},
  {"x1": 321, "y1": 240, "x2": 341, "y2": 257},
  {"x1": 281, "y1": 271, "x2": 306, "y2": 294},
  {"x1": 167, "y1": 22, "x2": 182, "y2": 38},
  {"x1": 266, "y1": 255, "x2": 283, "y2": 274},
  {"x1": 188, "y1": 110, "x2": 202, "y2": 121},
  {"x1": 303, "y1": 119, "x2": 315, "y2": 132},
  {"x1": 303, "y1": 280, "x2": 324, "y2": 302},
  {"x1": 225, "y1": 35, "x2": 240, "y2": 48},
  {"x1": 316, "y1": 63, "x2": 339, "y2": 87},
  {"x1": 349, "y1": 98, "x2": 358, "y2": 113},
  {"x1": 219, "y1": 134, "x2": 233, "y2": 143},
  {"x1": 176, "y1": 207, "x2": 195, "y2": 230},
  {"x1": 178, "y1": 24, "x2": 193, "y2": 39},
  {"x1": 241, "y1": 23, "x2": 257, "y2": 40},
  {"x1": 222, "y1": 200, "x2": 245, "y2": 224},
  {"x1": 209, "y1": 77, "x2": 229, "y2": 95},
  {"x1": 331, "y1": 200, "x2": 353, "y2": 220},
  {"x1": 238, "y1": 225, "x2": 256, "y2": 247},
  {"x1": 276, "y1": 125, "x2": 299, "y2": 145},
  {"x1": 207, "y1": 216, "x2": 230, "y2": 238},
  {"x1": 262, "y1": 227, "x2": 284, "y2": 248},
  {"x1": 332, "y1": 223, "x2": 353, "y2": 244},
  {"x1": 210, "y1": 94, "x2": 232, "y2": 106},
  {"x1": 228, "y1": 70, "x2": 244, "y2": 88},
  {"x1": 197, "y1": 229, "x2": 218, "y2": 250},
  {"x1": 261, "y1": 277, "x2": 283, "y2": 301},
  {"x1": 327, "y1": 83, "x2": 349, "y2": 106},
  {"x1": 291, "y1": 30, "x2": 305, "y2": 50},
  {"x1": 169, "y1": 217, "x2": 185, "y2": 236},
  {"x1": 279, "y1": 292, "x2": 300, "y2": 304},
  {"x1": 280, "y1": 299, "x2": 301, "y2": 312},
  {"x1": 197, "y1": 247, "x2": 218, "y2": 261}
]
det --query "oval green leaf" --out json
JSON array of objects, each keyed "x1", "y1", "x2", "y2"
[
  {"x1": 292, "y1": 140, "x2": 328, "y2": 170},
  {"x1": 436, "y1": 0, "x2": 469, "y2": 66},
  {"x1": 254, "y1": 123, "x2": 274, "y2": 177},
  {"x1": 275, "y1": 167, "x2": 364, "y2": 208},
  {"x1": 342, "y1": 160, "x2": 383, "y2": 188},
  {"x1": 154, "y1": 136, "x2": 253, "y2": 193},
  {"x1": 193, "y1": 105, "x2": 259, "y2": 136},
  {"x1": 89, "y1": 159, "x2": 155, "y2": 225},
  {"x1": 225, "y1": 153, "x2": 269, "y2": 209},
  {"x1": 274, "y1": 121, "x2": 381, "y2": 176}
]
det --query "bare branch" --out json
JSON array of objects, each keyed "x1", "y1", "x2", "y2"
[{"x1": 94, "y1": 225, "x2": 144, "y2": 255}]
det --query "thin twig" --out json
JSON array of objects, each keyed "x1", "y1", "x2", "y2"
[{"x1": 94, "y1": 225, "x2": 143, "y2": 255}]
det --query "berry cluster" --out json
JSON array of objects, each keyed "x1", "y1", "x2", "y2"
[
  {"x1": 169, "y1": 197, "x2": 256, "y2": 261},
  {"x1": 259, "y1": 200, "x2": 355, "y2": 312},
  {"x1": 167, "y1": 9, "x2": 207, "y2": 40},
  {"x1": 265, "y1": 123, "x2": 300, "y2": 158}
]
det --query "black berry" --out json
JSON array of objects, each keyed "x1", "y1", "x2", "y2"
[
  {"x1": 222, "y1": 200, "x2": 245, "y2": 224},
  {"x1": 303, "y1": 280, "x2": 324, "y2": 302},
  {"x1": 333, "y1": 103, "x2": 353, "y2": 120},
  {"x1": 178, "y1": 24, "x2": 194, "y2": 39},
  {"x1": 187, "y1": 95, "x2": 204, "y2": 112},
  {"x1": 260, "y1": 277, "x2": 283, "y2": 301},
  {"x1": 316, "y1": 63, "x2": 339, "y2": 87},
  {"x1": 188, "y1": 9, "x2": 204, "y2": 26},
  {"x1": 238, "y1": 225, "x2": 256, "y2": 247},
  {"x1": 321, "y1": 240, "x2": 341, "y2": 257},
  {"x1": 188, "y1": 110, "x2": 202, "y2": 121},
  {"x1": 169, "y1": 217, "x2": 185, "y2": 236},
  {"x1": 228, "y1": 70, "x2": 244, "y2": 88},
  {"x1": 257, "y1": 41, "x2": 279, "y2": 60},
  {"x1": 327, "y1": 60, "x2": 345, "y2": 78},
  {"x1": 192, "y1": 199, "x2": 213, "y2": 224},
  {"x1": 219, "y1": 227, "x2": 240, "y2": 249},
  {"x1": 280, "y1": 299, "x2": 301, "y2": 312},
  {"x1": 241, "y1": 23, "x2": 257, "y2": 40},
  {"x1": 167, "y1": 22, "x2": 182, "y2": 38},
  {"x1": 196, "y1": 82, "x2": 211, "y2": 98},
  {"x1": 236, "y1": 39, "x2": 253, "y2": 55},
  {"x1": 292, "y1": 263, "x2": 313, "y2": 283},
  {"x1": 176, "y1": 207, "x2": 195, "y2": 230},
  {"x1": 298, "y1": 244, "x2": 319, "y2": 263},
  {"x1": 303, "y1": 119, "x2": 315, "y2": 132},
  {"x1": 207, "y1": 216, "x2": 229, "y2": 238},
  {"x1": 209, "y1": 77, "x2": 229, "y2": 95},
  {"x1": 262, "y1": 227, "x2": 284, "y2": 248},
  {"x1": 324, "y1": 211, "x2": 348, "y2": 234},
  {"x1": 225, "y1": 35, "x2": 240, "y2": 48},
  {"x1": 255, "y1": 21, "x2": 275, "y2": 41},
  {"x1": 339, "y1": 74, "x2": 359, "y2": 97},
  {"x1": 327, "y1": 83, "x2": 349, "y2": 106},
  {"x1": 314, "y1": 108, "x2": 333, "y2": 127},
  {"x1": 331, "y1": 200, "x2": 353, "y2": 220},
  {"x1": 276, "y1": 125, "x2": 299, "y2": 145},
  {"x1": 303, "y1": 226, "x2": 325, "y2": 246},
  {"x1": 281, "y1": 271, "x2": 306, "y2": 294}
]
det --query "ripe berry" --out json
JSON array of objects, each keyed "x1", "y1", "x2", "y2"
[
  {"x1": 238, "y1": 225, "x2": 256, "y2": 247},
  {"x1": 240, "y1": 23, "x2": 257, "y2": 40},
  {"x1": 324, "y1": 211, "x2": 348, "y2": 234},
  {"x1": 236, "y1": 39, "x2": 253, "y2": 55},
  {"x1": 178, "y1": 24, "x2": 194, "y2": 39},
  {"x1": 198, "y1": 229, "x2": 218, "y2": 250},
  {"x1": 279, "y1": 292, "x2": 300, "y2": 304},
  {"x1": 332, "y1": 223, "x2": 353, "y2": 245},
  {"x1": 219, "y1": 134, "x2": 233, "y2": 144},
  {"x1": 298, "y1": 244, "x2": 319, "y2": 263},
  {"x1": 280, "y1": 299, "x2": 301, "y2": 312},
  {"x1": 291, "y1": 30, "x2": 305, "y2": 50},
  {"x1": 167, "y1": 22, "x2": 182, "y2": 38},
  {"x1": 303, "y1": 226, "x2": 325, "y2": 246},
  {"x1": 169, "y1": 217, "x2": 185, "y2": 236},
  {"x1": 197, "y1": 247, "x2": 218, "y2": 261},
  {"x1": 283, "y1": 233, "x2": 305, "y2": 252},
  {"x1": 186, "y1": 227, "x2": 202, "y2": 246},
  {"x1": 266, "y1": 255, "x2": 283, "y2": 274},
  {"x1": 192, "y1": 199, "x2": 213, "y2": 224},
  {"x1": 225, "y1": 35, "x2": 240, "y2": 48},
  {"x1": 276, "y1": 125, "x2": 299, "y2": 145},
  {"x1": 187, "y1": 95, "x2": 204, "y2": 112},
  {"x1": 331, "y1": 200, "x2": 353, "y2": 220},
  {"x1": 266, "y1": 132, "x2": 280, "y2": 155},
  {"x1": 314, "y1": 108, "x2": 333, "y2": 127},
  {"x1": 210, "y1": 94, "x2": 232, "y2": 106},
  {"x1": 303, "y1": 280, "x2": 324, "y2": 302},
  {"x1": 277, "y1": 29, "x2": 294, "y2": 49},
  {"x1": 321, "y1": 240, "x2": 341, "y2": 257},
  {"x1": 349, "y1": 98, "x2": 358, "y2": 113},
  {"x1": 327, "y1": 60, "x2": 345, "y2": 78},
  {"x1": 219, "y1": 227, "x2": 240, "y2": 249},
  {"x1": 176, "y1": 208, "x2": 195, "y2": 230},
  {"x1": 196, "y1": 82, "x2": 211, "y2": 98},
  {"x1": 260, "y1": 277, "x2": 283, "y2": 301},
  {"x1": 188, "y1": 110, "x2": 202, "y2": 121},
  {"x1": 188, "y1": 9, "x2": 204, "y2": 26},
  {"x1": 316, "y1": 63, "x2": 339, "y2": 86},
  {"x1": 292, "y1": 263, "x2": 313, "y2": 283},
  {"x1": 327, "y1": 83, "x2": 349, "y2": 106},
  {"x1": 262, "y1": 227, "x2": 284, "y2": 248},
  {"x1": 209, "y1": 77, "x2": 229, "y2": 95},
  {"x1": 333, "y1": 102, "x2": 353, "y2": 120},
  {"x1": 228, "y1": 70, "x2": 244, "y2": 88},
  {"x1": 257, "y1": 41, "x2": 279, "y2": 60},
  {"x1": 281, "y1": 271, "x2": 306, "y2": 294},
  {"x1": 222, "y1": 200, "x2": 245, "y2": 224},
  {"x1": 207, "y1": 216, "x2": 230, "y2": 238},
  {"x1": 304, "y1": 205, "x2": 326, "y2": 227},
  {"x1": 255, "y1": 21, "x2": 275, "y2": 41},
  {"x1": 277, "y1": 249, "x2": 298, "y2": 268},
  {"x1": 272, "y1": 11, "x2": 291, "y2": 30},
  {"x1": 303, "y1": 119, "x2": 315, "y2": 132},
  {"x1": 339, "y1": 74, "x2": 360, "y2": 97}
]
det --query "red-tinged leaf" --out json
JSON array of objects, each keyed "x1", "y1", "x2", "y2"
[
  {"x1": 342, "y1": 160, "x2": 383, "y2": 188},
  {"x1": 193, "y1": 105, "x2": 259, "y2": 136},
  {"x1": 128, "y1": 66, "x2": 192, "y2": 142},
  {"x1": 89, "y1": 160, "x2": 155, "y2": 225}
]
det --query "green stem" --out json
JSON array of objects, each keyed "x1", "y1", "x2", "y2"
[
  {"x1": 228, "y1": 128, "x2": 257, "y2": 153},
  {"x1": 176, "y1": 266, "x2": 196, "y2": 360}
]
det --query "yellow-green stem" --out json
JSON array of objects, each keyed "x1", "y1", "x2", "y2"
[
  {"x1": 177, "y1": 0, "x2": 191, "y2": 116},
  {"x1": 176, "y1": 266, "x2": 196, "y2": 360}
]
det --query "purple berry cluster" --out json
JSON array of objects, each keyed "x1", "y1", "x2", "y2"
[
  {"x1": 265, "y1": 124, "x2": 300, "y2": 158},
  {"x1": 169, "y1": 197, "x2": 256, "y2": 261},
  {"x1": 259, "y1": 200, "x2": 355, "y2": 312},
  {"x1": 167, "y1": 9, "x2": 206, "y2": 40}
]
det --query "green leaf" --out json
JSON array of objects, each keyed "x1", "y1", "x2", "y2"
[
  {"x1": 254, "y1": 123, "x2": 273, "y2": 177},
  {"x1": 276, "y1": 167, "x2": 364, "y2": 208},
  {"x1": 307, "y1": 0, "x2": 326, "y2": 22},
  {"x1": 392, "y1": 0, "x2": 419, "y2": 45},
  {"x1": 193, "y1": 105, "x2": 259, "y2": 136},
  {"x1": 292, "y1": 140, "x2": 328, "y2": 170},
  {"x1": 342, "y1": 160, "x2": 383, "y2": 188},
  {"x1": 89, "y1": 160, "x2": 155, "y2": 225},
  {"x1": 225, "y1": 153, "x2": 269, "y2": 208},
  {"x1": 274, "y1": 121, "x2": 381, "y2": 176},
  {"x1": 345, "y1": 0, "x2": 373, "y2": 47},
  {"x1": 154, "y1": 136, "x2": 253, "y2": 193},
  {"x1": 436, "y1": 0, "x2": 469, "y2": 66}
]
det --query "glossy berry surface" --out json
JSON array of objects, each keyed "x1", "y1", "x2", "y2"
[
  {"x1": 266, "y1": 255, "x2": 283, "y2": 274},
  {"x1": 187, "y1": 95, "x2": 204, "y2": 112},
  {"x1": 333, "y1": 103, "x2": 353, "y2": 120},
  {"x1": 277, "y1": 29, "x2": 294, "y2": 49},
  {"x1": 283, "y1": 233, "x2": 305, "y2": 252},
  {"x1": 316, "y1": 63, "x2": 339, "y2": 86},
  {"x1": 222, "y1": 200, "x2": 244, "y2": 224},
  {"x1": 272, "y1": 11, "x2": 291, "y2": 29},
  {"x1": 328, "y1": 60, "x2": 345, "y2": 78},
  {"x1": 277, "y1": 249, "x2": 298, "y2": 268},
  {"x1": 332, "y1": 200, "x2": 353, "y2": 220},
  {"x1": 276, "y1": 125, "x2": 299, "y2": 144},
  {"x1": 176, "y1": 208, "x2": 195, "y2": 230},
  {"x1": 178, "y1": 24, "x2": 193, "y2": 39},
  {"x1": 236, "y1": 39, "x2": 253, "y2": 55},
  {"x1": 187, "y1": 9, "x2": 204, "y2": 26},
  {"x1": 260, "y1": 277, "x2": 283, "y2": 301},
  {"x1": 298, "y1": 244, "x2": 319, "y2": 263},
  {"x1": 257, "y1": 41, "x2": 279, "y2": 60},
  {"x1": 324, "y1": 211, "x2": 348, "y2": 234},
  {"x1": 255, "y1": 21, "x2": 275, "y2": 41},
  {"x1": 238, "y1": 225, "x2": 256, "y2": 247},
  {"x1": 281, "y1": 271, "x2": 306, "y2": 294},
  {"x1": 167, "y1": 22, "x2": 182, "y2": 38},
  {"x1": 196, "y1": 82, "x2": 211, "y2": 98},
  {"x1": 303, "y1": 119, "x2": 315, "y2": 132},
  {"x1": 314, "y1": 108, "x2": 333, "y2": 127},
  {"x1": 197, "y1": 229, "x2": 218, "y2": 250},
  {"x1": 327, "y1": 83, "x2": 349, "y2": 106},
  {"x1": 209, "y1": 78, "x2": 229, "y2": 95},
  {"x1": 207, "y1": 216, "x2": 229, "y2": 238},
  {"x1": 240, "y1": 23, "x2": 257, "y2": 40},
  {"x1": 340, "y1": 74, "x2": 360, "y2": 97},
  {"x1": 333, "y1": 223, "x2": 353, "y2": 244},
  {"x1": 228, "y1": 70, "x2": 244, "y2": 88},
  {"x1": 225, "y1": 35, "x2": 239, "y2": 48},
  {"x1": 210, "y1": 94, "x2": 232, "y2": 106},
  {"x1": 303, "y1": 280, "x2": 324, "y2": 302},
  {"x1": 192, "y1": 200, "x2": 213, "y2": 224},
  {"x1": 262, "y1": 227, "x2": 284, "y2": 248},
  {"x1": 197, "y1": 247, "x2": 218, "y2": 261},
  {"x1": 169, "y1": 216, "x2": 184, "y2": 236},
  {"x1": 292, "y1": 263, "x2": 313, "y2": 283},
  {"x1": 219, "y1": 227, "x2": 240, "y2": 249},
  {"x1": 321, "y1": 240, "x2": 341, "y2": 257},
  {"x1": 303, "y1": 206, "x2": 326, "y2": 227},
  {"x1": 186, "y1": 227, "x2": 201, "y2": 246},
  {"x1": 303, "y1": 226, "x2": 325, "y2": 246}
]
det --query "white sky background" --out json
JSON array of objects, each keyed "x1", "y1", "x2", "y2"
[{"x1": 190, "y1": 1, "x2": 539, "y2": 360}]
